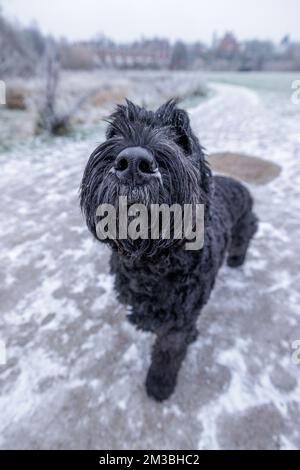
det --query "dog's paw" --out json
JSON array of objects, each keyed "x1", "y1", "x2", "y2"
[
  {"x1": 227, "y1": 254, "x2": 246, "y2": 268},
  {"x1": 145, "y1": 368, "x2": 177, "y2": 402}
]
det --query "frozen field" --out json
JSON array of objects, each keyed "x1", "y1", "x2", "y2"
[{"x1": 0, "y1": 75, "x2": 300, "y2": 449}]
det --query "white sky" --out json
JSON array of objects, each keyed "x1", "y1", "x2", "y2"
[{"x1": 1, "y1": 0, "x2": 300, "y2": 43}]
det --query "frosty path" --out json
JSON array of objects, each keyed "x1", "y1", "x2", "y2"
[{"x1": 1, "y1": 82, "x2": 300, "y2": 450}]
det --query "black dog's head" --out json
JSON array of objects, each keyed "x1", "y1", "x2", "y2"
[{"x1": 80, "y1": 99, "x2": 212, "y2": 258}]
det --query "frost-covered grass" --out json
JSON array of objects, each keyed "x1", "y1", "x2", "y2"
[{"x1": 0, "y1": 70, "x2": 208, "y2": 151}]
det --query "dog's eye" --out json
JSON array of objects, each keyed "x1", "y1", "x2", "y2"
[{"x1": 176, "y1": 134, "x2": 191, "y2": 154}]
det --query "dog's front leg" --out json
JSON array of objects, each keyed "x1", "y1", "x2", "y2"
[{"x1": 145, "y1": 327, "x2": 197, "y2": 401}]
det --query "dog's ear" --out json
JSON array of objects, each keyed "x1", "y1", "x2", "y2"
[
  {"x1": 156, "y1": 99, "x2": 195, "y2": 154},
  {"x1": 105, "y1": 100, "x2": 143, "y2": 139},
  {"x1": 157, "y1": 100, "x2": 212, "y2": 198}
]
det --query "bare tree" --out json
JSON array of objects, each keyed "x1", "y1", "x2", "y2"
[
  {"x1": 36, "y1": 42, "x2": 67, "y2": 134},
  {"x1": 169, "y1": 41, "x2": 189, "y2": 70},
  {"x1": 36, "y1": 42, "x2": 99, "y2": 135}
]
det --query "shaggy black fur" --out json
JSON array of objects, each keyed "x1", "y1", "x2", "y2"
[{"x1": 80, "y1": 99, "x2": 258, "y2": 401}]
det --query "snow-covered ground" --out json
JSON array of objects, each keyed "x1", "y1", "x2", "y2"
[{"x1": 0, "y1": 78, "x2": 300, "y2": 450}]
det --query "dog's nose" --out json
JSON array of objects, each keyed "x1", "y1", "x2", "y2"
[{"x1": 114, "y1": 147, "x2": 157, "y2": 183}]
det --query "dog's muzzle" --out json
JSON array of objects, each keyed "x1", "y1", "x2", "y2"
[{"x1": 111, "y1": 146, "x2": 162, "y2": 185}]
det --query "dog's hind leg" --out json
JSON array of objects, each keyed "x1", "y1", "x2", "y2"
[
  {"x1": 145, "y1": 326, "x2": 197, "y2": 401},
  {"x1": 227, "y1": 210, "x2": 258, "y2": 268}
]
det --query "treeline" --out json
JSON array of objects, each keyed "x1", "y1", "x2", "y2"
[
  {"x1": 60, "y1": 34, "x2": 300, "y2": 72},
  {"x1": 1, "y1": 10, "x2": 300, "y2": 78}
]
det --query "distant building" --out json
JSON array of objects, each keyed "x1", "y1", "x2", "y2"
[
  {"x1": 217, "y1": 32, "x2": 240, "y2": 58},
  {"x1": 94, "y1": 38, "x2": 171, "y2": 69}
]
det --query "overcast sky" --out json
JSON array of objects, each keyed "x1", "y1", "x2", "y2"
[{"x1": 2, "y1": 0, "x2": 300, "y2": 43}]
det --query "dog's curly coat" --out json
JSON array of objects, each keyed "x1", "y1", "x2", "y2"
[{"x1": 80, "y1": 100, "x2": 258, "y2": 401}]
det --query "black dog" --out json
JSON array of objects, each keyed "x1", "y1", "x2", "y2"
[{"x1": 80, "y1": 100, "x2": 258, "y2": 401}]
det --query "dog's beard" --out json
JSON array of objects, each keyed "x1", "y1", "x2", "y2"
[
  {"x1": 94, "y1": 173, "x2": 178, "y2": 258},
  {"x1": 92, "y1": 170, "x2": 203, "y2": 259},
  {"x1": 98, "y1": 173, "x2": 163, "y2": 207}
]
